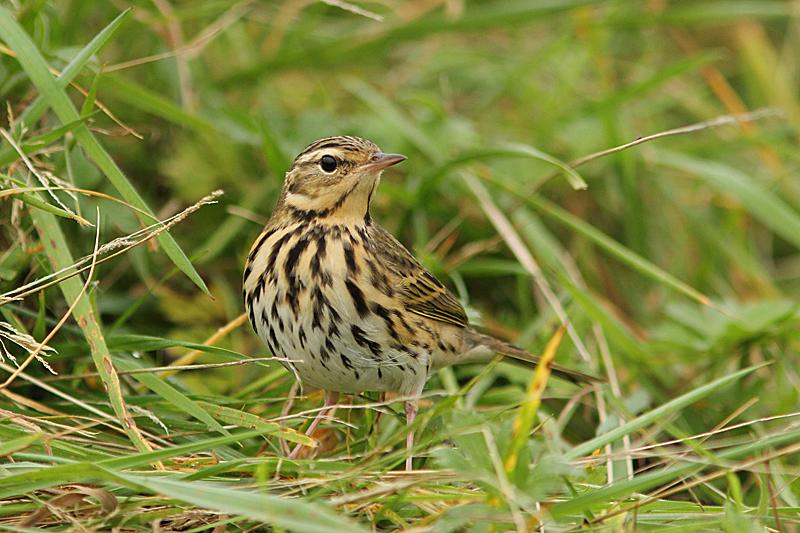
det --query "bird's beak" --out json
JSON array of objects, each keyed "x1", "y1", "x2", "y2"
[{"x1": 363, "y1": 152, "x2": 406, "y2": 172}]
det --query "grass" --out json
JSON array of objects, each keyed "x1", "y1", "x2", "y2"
[{"x1": 1, "y1": 0, "x2": 799, "y2": 530}]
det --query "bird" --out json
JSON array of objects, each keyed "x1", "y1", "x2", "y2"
[{"x1": 243, "y1": 135, "x2": 595, "y2": 469}]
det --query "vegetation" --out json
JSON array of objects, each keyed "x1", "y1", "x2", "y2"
[{"x1": 1, "y1": 1, "x2": 799, "y2": 530}]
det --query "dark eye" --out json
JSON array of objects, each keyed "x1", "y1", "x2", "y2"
[{"x1": 319, "y1": 155, "x2": 337, "y2": 173}]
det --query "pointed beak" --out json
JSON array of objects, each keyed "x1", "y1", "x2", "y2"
[{"x1": 363, "y1": 152, "x2": 406, "y2": 172}]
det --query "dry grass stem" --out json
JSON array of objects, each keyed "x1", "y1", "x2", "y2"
[
  {"x1": 462, "y1": 171, "x2": 594, "y2": 363},
  {"x1": 0, "y1": 190, "x2": 223, "y2": 305},
  {"x1": 1, "y1": 208, "x2": 101, "y2": 388}
]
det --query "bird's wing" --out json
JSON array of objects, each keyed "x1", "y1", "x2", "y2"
[
  {"x1": 398, "y1": 269, "x2": 469, "y2": 327},
  {"x1": 370, "y1": 224, "x2": 469, "y2": 328}
]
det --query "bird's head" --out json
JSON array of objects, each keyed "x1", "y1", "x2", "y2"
[{"x1": 277, "y1": 136, "x2": 406, "y2": 223}]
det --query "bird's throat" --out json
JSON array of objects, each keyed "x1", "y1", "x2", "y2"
[{"x1": 282, "y1": 177, "x2": 377, "y2": 224}]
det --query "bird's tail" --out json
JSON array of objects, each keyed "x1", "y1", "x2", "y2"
[{"x1": 462, "y1": 329, "x2": 600, "y2": 384}]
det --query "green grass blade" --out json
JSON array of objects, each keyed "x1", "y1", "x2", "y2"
[
  {"x1": 552, "y1": 426, "x2": 800, "y2": 518},
  {"x1": 520, "y1": 191, "x2": 712, "y2": 306},
  {"x1": 658, "y1": 1, "x2": 794, "y2": 23},
  {"x1": 0, "y1": 463, "x2": 116, "y2": 498},
  {"x1": 0, "y1": 7, "x2": 209, "y2": 294},
  {"x1": 419, "y1": 146, "x2": 587, "y2": 201},
  {"x1": 0, "y1": 111, "x2": 99, "y2": 166},
  {"x1": 195, "y1": 401, "x2": 315, "y2": 446},
  {"x1": 10, "y1": 191, "x2": 85, "y2": 223},
  {"x1": 499, "y1": 143, "x2": 587, "y2": 190},
  {"x1": 554, "y1": 270, "x2": 649, "y2": 362},
  {"x1": 505, "y1": 327, "x2": 565, "y2": 473},
  {"x1": 107, "y1": 334, "x2": 253, "y2": 359},
  {"x1": 15, "y1": 9, "x2": 131, "y2": 129},
  {"x1": 659, "y1": 151, "x2": 800, "y2": 250},
  {"x1": 26, "y1": 206, "x2": 154, "y2": 454},
  {"x1": 97, "y1": 428, "x2": 283, "y2": 469},
  {"x1": 0, "y1": 177, "x2": 88, "y2": 224},
  {"x1": 100, "y1": 75, "x2": 217, "y2": 134},
  {"x1": 1, "y1": 450, "x2": 356, "y2": 533},
  {"x1": 113, "y1": 356, "x2": 231, "y2": 436},
  {"x1": 345, "y1": 79, "x2": 440, "y2": 160},
  {"x1": 117, "y1": 473, "x2": 368, "y2": 533},
  {"x1": 223, "y1": 0, "x2": 595, "y2": 84},
  {"x1": 565, "y1": 364, "x2": 763, "y2": 460},
  {"x1": 0, "y1": 434, "x2": 41, "y2": 456}
]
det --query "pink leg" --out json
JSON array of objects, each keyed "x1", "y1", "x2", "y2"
[
  {"x1": 289, "y1": 390, "x2": 339, "y2": 459},
  {"x1": 405, "y1": 400, "x2": 418, "y2": 471},
  {"x1": 278, "y1": 381, "x2": 300, "y2": 456}
]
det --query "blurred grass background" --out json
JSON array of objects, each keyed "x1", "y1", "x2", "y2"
[{"x1": 1, "y1": 0, "x2": 799, "y2": 530}]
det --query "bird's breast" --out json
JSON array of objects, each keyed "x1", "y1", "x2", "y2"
[{"x1": 243, "y1": 221, "x2": 431, "y2": 393}]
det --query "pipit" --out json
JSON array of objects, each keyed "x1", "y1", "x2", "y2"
[{"x1": 243, "y1": 136, "x2": 594, "y2": 469}]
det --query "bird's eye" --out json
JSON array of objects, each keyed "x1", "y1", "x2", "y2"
[{"x1": 319, "y1": 155, "x2": 337, "y2": 173}]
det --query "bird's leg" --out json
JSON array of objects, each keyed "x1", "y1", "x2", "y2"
[
  {"x1": 277, "y1": 381, "x2": 301, "y2": 456},
  {"x1": 304, "y1": 390, "x2": 340, "y2": 439},
  {"x1": 403, "y1": 366, "x2": 428, "y2": 471},
  {"x1": 405, "y1": 399, "x2": 418, "y2": 471},
  {"x1": 289, "y1": 390, "x2": 339, "y2": 459}
]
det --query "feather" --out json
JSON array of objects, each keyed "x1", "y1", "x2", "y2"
[
  {"x1": 463, "y1": 329, "x2": 601, "y2": 384},
  {"x1": 370, "y1": 225, "x2": 468, "y2": 327}
]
